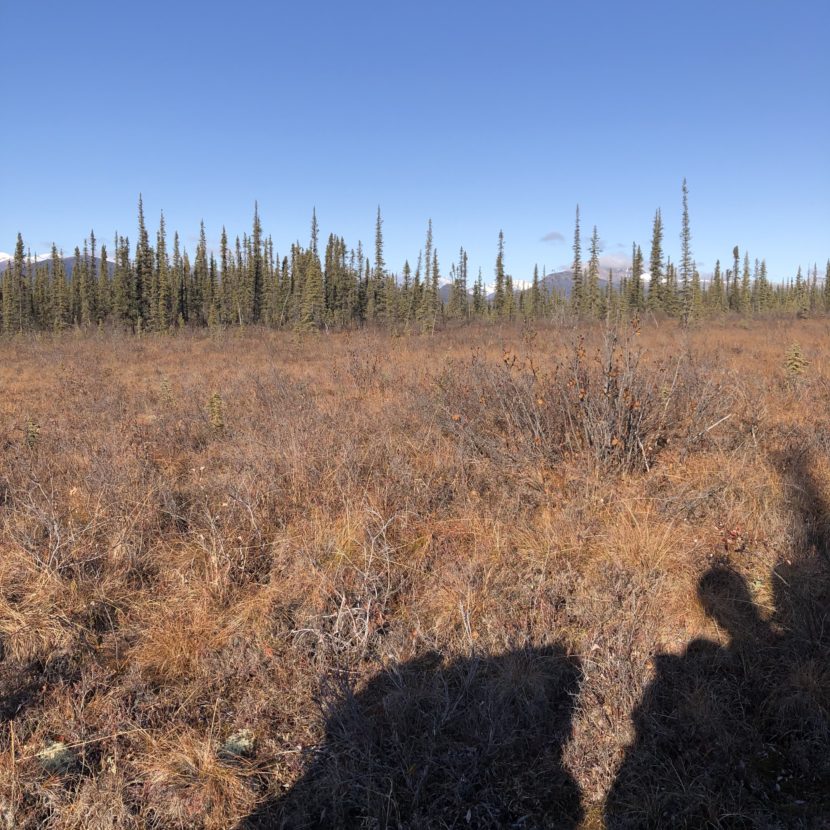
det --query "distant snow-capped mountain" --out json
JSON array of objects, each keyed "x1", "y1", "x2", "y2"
[{"x1": 0, "y1": 250, "x2": 55, "y2": 265}]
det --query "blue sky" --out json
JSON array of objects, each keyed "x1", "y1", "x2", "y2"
[{"x1": 1, "y1": 0, "x2": 828, "y2": 283}]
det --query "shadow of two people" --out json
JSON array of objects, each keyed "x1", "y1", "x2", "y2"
[
  {"x1": 608, "y1": 449, "x2": 830, "y2": 828},
  {"x1": 246, "y1": 454, "x2": 829, "y2": 828}
]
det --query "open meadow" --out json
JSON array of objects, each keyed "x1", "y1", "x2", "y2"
[{"x1": 0, "y1": 318, "x2": 828, "y2": 828}]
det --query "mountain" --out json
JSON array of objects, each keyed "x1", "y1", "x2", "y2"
[
  {"x1": 0, "y1": 255, "x2": 115, "y2": 277},
  {"x1": 435, "y1": 267, "x2": 626, "y2": 303}
]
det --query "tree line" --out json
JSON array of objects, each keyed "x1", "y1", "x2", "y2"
[{"x1": 2, "y1": 183, "x2": 828, "y2": 333}]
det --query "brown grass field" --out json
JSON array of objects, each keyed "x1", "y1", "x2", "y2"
[{"x1": 0, "y1": 318, "x2": 828, "y2": 828}]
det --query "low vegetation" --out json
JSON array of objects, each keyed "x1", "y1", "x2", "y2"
[{"x1": 0, "y1": 318, "x2": 828, "y2": 827}]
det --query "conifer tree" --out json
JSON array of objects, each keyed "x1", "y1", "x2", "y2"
[
  {"x1": 299, "y1": 214, "x2": 325, "y2": 329},
  {"x1": 50, "y1": 244, "x2": 68, "y2": 330},
  {"x1": 530, "y1": 264, "x2": 541, "y2": 317},
  {"x1": 679, "y1": 179, "x2": 693, "y2": 323},
  {"x1": 79, "y1": 238, "x2": 94, "y2": 327},
  {"x1": 32, "y1": 257, "x2": 49, "y2": 329},
  {"x1": 494, "y1": 230, "x2": 506, "y2": 316},
  {"x1": 172, "y1": 232, "x2": 187, "y2": 323},
  {"x1": 423, "y1": 220, "x2": 433, "y2": 315},
  {"x1": 192, "y1": 222, "x2": 208, "y2": 325},
  {"x1": 664, "y1": 258, "x2": 677, "y2": 315},
  {"x1": 729, "y1": 246, "x2": 741, "y2": 311},
  {"x1": 709, "y1": 259, "x2": 725, "y2": 311},
  {"x1": 690, "y1": 267, "x2": 703, "y2": 320},
  {"x1": 504, "y1": 272, "x2": 515, "y2": 320},
  {"x1": 586, "y1": 226, "x2": 601, "y2": 316},
  {"x1": 96, "y1": 244, "x2": 110, "y2": 322},
  {"x1": 809, "y1": 263, "x2": 819, "y2": 312},
  {"x1": 372, "y1": 206, "x2": 386, "y2": 323},
  {"x1": 739, "y1": 252, "x2": 751, "y2": 314},
  {"x1": 400, "y1": 259, "x2": 413, "y2": 324},
  {"x1": 156, "y1": 213, "x2": 172, "y2": 329},
  {"x1": 647, "y1": 208, "x2": 664, "y2": 312},
  {"x1": 628, "y1": 244, "x2": 645, "y2": 311},
  {"x1": 82, "y1": 231, "x2": 98, "y2": 326},
  {"x1": 250, "y1": 203, "x2": 264, "y2": 322},
  {"x1": 135, "y1": 195, "x2": 152, "y2": 326},
  {"x1": 571, "y1": 205, "x2": 583, "y2": 315},
  {"x1": 418, "y1": 246, "x2": 440, "y2": 329},
  {"x1": 758, "y1": 259, "x2": 771, "y2": 312},
  {"x1": 219, "y1": 228, "x2": 232, "y2": 324}
]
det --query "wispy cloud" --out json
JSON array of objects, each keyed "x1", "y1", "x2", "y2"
[
  {"x1": 599, "y1": 252, "x2": 632, "y2": 271},
  {"x1": 541, "y1": 230, "x2": 565, "y2": 243}
]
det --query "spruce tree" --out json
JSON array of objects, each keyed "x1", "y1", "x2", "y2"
[
  {"x1": 709, "y1": 259, "x2": 725, "y2": 311},
  {"x1": 135, "y1": 195, "x2": 152, "y2": 326},
  {"x1": 530, "y1": 264, "x2": 541, "y2": 317},
  {"x1": 739, "y1": 252, "x2": 751, "y2": 314},
  {"x1": 586, "y1": 226, "x2": 601, "y2": 316},
  {"x1": 251, "y1": 203, "x2": 264, "y2": 322},
  {"x1": 192, "y1": 222, "x2": 208, "y2": 324},
  {"x1": 473, "y1": 267, "x2": 486, "y2": 316},
  {"x1": 32, "y1": 256, "x2": 49, "y2": 329},
  {"x1": 504, "y1": 273, "x2": 515, "y2": 320},
  {"x1": 679, "y1": 179, "x2": 693, "y2": 323},
  {"x1": 79, "y1": 238, "x2": 95, "y2": 327},
  {"x1": 647, "y1": 208, "x2": 664, "y2": 312},
  {"x1": 571, "y1": 205, "x2": 583, "y2": 315},
  {"x1": 629, "y1": 244, "x2": 644, "y2": 311},
  {"x1": 730, "y1": 246, "x2": 741, "y2": 311},
  {"x1": 4, "y1": 234, "x2": 27, "y2": 332},
  {"x1": 400, "y1": 259, "x2": 413, "y2": 323},
  {"x1": 494, "y1": 230, "x2": 506, "y2": 316},
  {"x1": 50, "y1": 244, "x2": 68, "y2": 330},
  {"x1": 111, "y1": 235, "x2": 134, "y2": 326},
  {"x1": 155, "y1": 213, "x2": 172, "y2": 329},
  {"x1": 373, "y1": 206, "x2": 386, "y2": 323},
  {"x1": 97, "y1": 244, "x2": 110, "y2": 322}
]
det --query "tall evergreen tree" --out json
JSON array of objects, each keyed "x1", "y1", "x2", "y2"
[
  {"x1": 97, "y1": 243, "x2": 110, "y2": 322},
  {"x1": 50, "y1": 244, "x2": 68, "y2": 330},
  {"x1": 494, "y1": 230, "x2": 506, "y2": 316},
  {"x1": 679, "y1": 179, "x2": 693, "y2": 323},
  {"x1": 571, "y1": 205, "x2": 583, "y2": 315},
  {"x1": 135, "y1": 195, "x2": 152, "y2": 325},
  {"x1": 156, "y1": 213, "x2": 172, "y2": 329},
  {"x1": 739, "y1": 252, "x2": 751, "y2": 314},
  {"x1": 647, "y1": 208, "x2": 664, "y2": 312},
  {"x1": 586, "y1": 226, "x2": 601, "y2": 316},
  {"x1": 372, "y1": 206, "x2": 386, "y2": 323}
]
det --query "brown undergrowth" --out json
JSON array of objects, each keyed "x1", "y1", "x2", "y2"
[{"x1": 0, "y1": 318, "x2": 828, "y2": 827}]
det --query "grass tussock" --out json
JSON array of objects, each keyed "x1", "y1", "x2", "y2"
[{"x1": 0, "y1": 318, "x2": 828, "y2": 827}]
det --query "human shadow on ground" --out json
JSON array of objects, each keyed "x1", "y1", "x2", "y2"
[
  {"x1": 245, "y1": 645, "x2": 583, "y2": 829},
  {"x1": 606, "y1": 448, "x2": 830, "y2": 828}
]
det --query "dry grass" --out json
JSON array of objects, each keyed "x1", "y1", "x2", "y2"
[{"x1": 0, "y1": 318, "x2": 828, "y2": 827}]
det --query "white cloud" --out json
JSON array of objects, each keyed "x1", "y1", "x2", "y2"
[{"x1": 598, "y1": 252, "x2": 631, "y2": 271}]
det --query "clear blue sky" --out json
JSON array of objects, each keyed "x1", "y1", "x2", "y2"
[{"x1": 2, "y1": 0, "x2": 828, "y2": 283}]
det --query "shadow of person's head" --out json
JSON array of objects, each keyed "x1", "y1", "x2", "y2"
[
  {"x1": 697, "y1": 566, "x2": 765, "y2": 644},
  {"x1": 246, "y1": 645, "x2": 583, "y2": 829}
]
